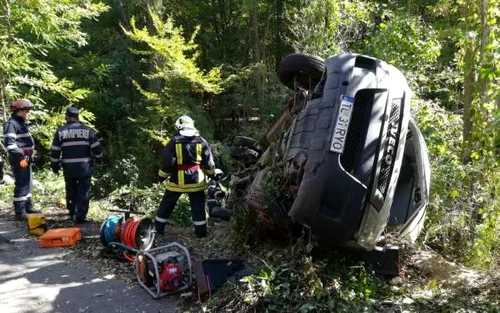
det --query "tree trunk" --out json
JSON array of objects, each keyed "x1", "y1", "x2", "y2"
[
  {"x1": 114, "y1": 0, "x2": 131, "y2": 30},
  {"x1": 0, "y1": 73, "x2": 7, "y2": 123},
  {"x1": 478, "y1": 0, "x2": 490, "y2": 105},
  {"x1": 1, "y1": 0, "x2": 12, "y2": 123},
  {"x1": 250, "y1": 0, "x2": 263, "y2": 120},
  {"x1": 461, "y1": 2, "x2": 477, "y2": 163},
  {"x1": 274, "y1": 0, "x2": 283, "y2": 71},
  {"x1": 145, "y1": 1, "x2": 164, "y2": 97}
]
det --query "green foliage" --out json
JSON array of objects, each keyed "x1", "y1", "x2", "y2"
[
  {"x1": 124, "y1": 12, "x2": 222, "y2": 142},
  {"x1": 364, "y1": 14, "x2": 441, "y2": 91},
  {"x1": 101, "y1": 181, "x2": 192, "y2": 226},
  {"x1": 229, "y1": 202, "x2": 257, "y2": 252},
  {"x1": 29, "y1": 108, "x2": 96, "y2": 151},
  {"x1": 286, "y1": 0, "x2": 375, "y2": 57},
  {"x1": 0, "y1": 0, "x2": 108, "y2": 107},
  {"x1": 414, "y1": 99, "x2": 500, "y2": 269},
  {"x1": 207, "y1": 240, "x2": 387, "y2": 312}
]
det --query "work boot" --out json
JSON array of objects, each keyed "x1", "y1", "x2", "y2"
[
  {"x1": 194, "y1": 226, "x2": 207, "y2": 238},
  {"x1": 25, "y1": 200, "x2": 41, "y2": 214},
  {"x1": 14, "y1": 202, "x2": 27, "y2": 220},
  {"x1": 74, "y1": 217, "x2": 88, "y2": 225},
  {"x1": 15, "y1": 211, "x2": 27, "y2": 221},
  {"x1": 154, "y1": 220, "x2": 165, "y2": 235}
]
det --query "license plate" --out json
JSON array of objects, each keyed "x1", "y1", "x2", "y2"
[{"x1": 330, "y1": 95, "x2": 355, "y2": 153}]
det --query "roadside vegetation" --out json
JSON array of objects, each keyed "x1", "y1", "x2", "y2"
[{"x1": 0, "y1": 0, "x2": 498, "y2": 312}]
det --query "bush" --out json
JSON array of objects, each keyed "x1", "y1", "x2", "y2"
[
  {"x1": 414, "y1": 99, "x2": 500, "y2": 269},
  {"x1": 206, "y1": 239, "x2": 387, "y2": 313}
]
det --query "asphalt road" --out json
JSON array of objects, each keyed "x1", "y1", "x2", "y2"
[{"x1": 0, "y1": 214, "x2": 180, "y2": 313}]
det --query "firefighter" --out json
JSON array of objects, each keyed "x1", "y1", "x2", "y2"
[
  {"x1": 50, "y1": 107, "x2": 103, "y2": 224},
  {"x1": 207, "y1": 168, "x2": 225, "y2": 216},
  {"x1": 3, "y1": 99, "x2": 40, "y2": 220},
  {"x1": 155, "y1": 115, "x2": 215, "y2": 238},
  {"x1": 0, "y1": 157, "x2": 4, "y2": 182}
]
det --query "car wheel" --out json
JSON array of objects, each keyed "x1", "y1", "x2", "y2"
[
  {"x1": 232, "y1": 136, "x2": 259, "y2": 151},
  {"x1": 277, "y1": 53, "x2": 326, "y2": 91}
]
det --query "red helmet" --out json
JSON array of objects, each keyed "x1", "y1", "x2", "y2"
[{"x1": 11, "y1": 99, "x2": 34, "y2": 111}]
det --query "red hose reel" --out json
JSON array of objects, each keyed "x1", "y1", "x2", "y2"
[{"x1": 100, "y1": 210, "x2": 155, "y2": 262}]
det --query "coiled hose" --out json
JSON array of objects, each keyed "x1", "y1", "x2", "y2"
[
  {"x1": 100, "y1": 215, "x2": 155, "y2": 263},
  {"x1": 121, "y1": 217, "x2": 141, "y2": 262},
  {"x1": 100, "y1": 215, "x2": 121, "y2": 246}
]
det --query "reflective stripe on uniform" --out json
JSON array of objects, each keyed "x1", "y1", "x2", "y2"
[
  {"x1": 6, "y1": 144, "x2": 18, "y2": 150},
  {"x1": 14, "y1": 194, "x2": 31, "y2": 202},
  {"x1": 51, "y1": 145, "x2": 61, "y2": 151},
  {"x1": 16, "y1": 133, "x2": 32, "y2": 138},
  {"x1": 158, "y1": 169, "x2": 170, "y2": 178},
  {"x1": 4, "y1": 133, "x2": 16, "y2": 138},
  {"x1": 61, "y1": 157, "x2": 91, "y2": 163},
  {"x1": 193, "y1": 220, "x2": 207, "y2": 226},
  {"x1": 178, "y1": 170, "x2": 185, "y2": 186},
  {"x1": 175, "y1": 143, "x2": 183, "y2": 165},
  {"x1": 195, "y1": 143, "x2": 202, "y2": 162},
  {"x1": 175, "y1": 143, "x2": 184, "y2": 186},
  {"x1": 50, "y1": 157, "x2": 60, "y2": 162},
  {"x1": 90, "y1": 142, "x2": 100, "y2": 148},
  {"x1": 165, "y1": 180, "x2": 208, "y2": 192},
  {"x1": 61, "y1": 141, "x2": 89, "y2": 147},
  {"x1": 155, "y1": 216, "x2": 167, "y2": 223}
]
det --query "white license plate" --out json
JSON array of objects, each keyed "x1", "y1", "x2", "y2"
[{"x1": 330, "y1": 95, "x2": 355, "y2": 153}]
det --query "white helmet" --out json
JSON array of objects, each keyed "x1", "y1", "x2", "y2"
[{"x1": 175, "y1": 115, "x2": 197, "y2": 136}]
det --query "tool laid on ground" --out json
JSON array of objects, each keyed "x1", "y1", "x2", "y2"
[
  {"x1": 27, "y1": 213, "x2": 47, "y2": 236},
  {"x1": 193, "y1": 259, "x2": 249, "y2": 302},
  {"x1": 136, "y1": 242, "x2": 192, "y2": 299},
  {"x1": 99, "y1": 209, "x2": 155, "y2": 262},
  {"x1": 40, "y1": 227, "x2": 81, "y2": 248}
]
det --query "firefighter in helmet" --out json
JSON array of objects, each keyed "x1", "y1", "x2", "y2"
[
  {"x1": 155, "y1": 115, "x2": 215, "y2": 238},
  {"x1": 3, "y1": 99, "x2": 40, "y2": 220}
]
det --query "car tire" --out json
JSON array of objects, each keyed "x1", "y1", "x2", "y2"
[
  {"x1": 232, "y1": 136, "x2": 259, "y2": 151},
  {"x1": 277, "y1": 53, "x2": 326, "y2": 91}
]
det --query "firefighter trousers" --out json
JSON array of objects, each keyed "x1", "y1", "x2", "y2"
[
  {"x1": 11, "y1": 163, "x2": 32, "y2": 215},
  {"x1": 155, "y1": 190, "x2": 207, "y2": 237},
  {"x1": 65, "y1": 176, "x2": 91, "y2": 221}
]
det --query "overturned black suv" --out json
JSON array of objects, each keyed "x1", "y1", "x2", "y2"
[{"x1": 229, "y1": 53, "x2": 430, "y2": 251}]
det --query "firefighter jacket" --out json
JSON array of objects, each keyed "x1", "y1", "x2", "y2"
[
  {"x1": 3, "y1": 115, "x2": 35, "y2": 164},
  {"x1": 158, "y1": 134, "x2": 215, "y2": 192},
  {"x1": 50, "y1": 121, "x2": 102, "y2": 178}
]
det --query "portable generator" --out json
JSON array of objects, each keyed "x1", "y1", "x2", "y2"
[{"x1": 136, "y1": 242, "x2": 192, "y2": 299}]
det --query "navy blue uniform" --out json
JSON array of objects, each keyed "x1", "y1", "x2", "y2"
[
  {"x1": 3, "y1": 115, "x2": 35, "y2": 215},
  {"x1": 50, "y1": 121, "x2": 102, "y2": 221},
  {"x1": 156, "y1": 134, "x2": 215, "y2": 237},
  {"x1": 0, "y1": 157, "x2": 4, "y2": 182}
]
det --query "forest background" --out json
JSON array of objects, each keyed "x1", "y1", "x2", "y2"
[{"x1": 0, "y1": 0, "x2": 498, "y2": 312}]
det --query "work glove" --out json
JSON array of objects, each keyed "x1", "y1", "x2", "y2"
[
  {"x1": 19, "y1": 156, "x2": 29, "y2": 168},
  {"x1": 215, "y1": 190, "x2": 226, "y2": 199}
]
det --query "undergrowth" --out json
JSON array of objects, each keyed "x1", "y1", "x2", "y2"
[{"x1": 204, "y1": 237, "x2": 391, "y2": 313}]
